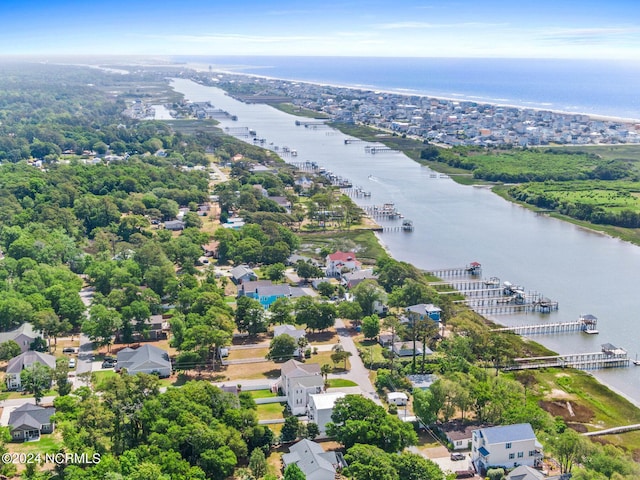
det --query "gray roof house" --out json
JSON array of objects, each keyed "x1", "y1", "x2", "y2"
[
  {"x1": 282, "y1": 439, "x2": 347, "y2": 480},
  {"x1": 506, "y1": 465, "x2": 545, "y2": 480},
  {"x1": 0, "y1": 323, "x2": 40, "y2": 353},
  {"x1": 391, "y1": 341, "x2": 432, "y2": 357},
  {"x1": 116, "y1": 344, "x2": 172, "y2": 378},
  {"x1": 230, "y1": 264, "x2": 258, "y2": 284},
  {"x1": 164, "y1": 220, "x2": 185, "y2": 231},
  {"x1": 6, "y1": 351, "x2": 57, "y2": 391},
  {"x1": 8, "y1": 403, "x2": 55, "y2": 442}
]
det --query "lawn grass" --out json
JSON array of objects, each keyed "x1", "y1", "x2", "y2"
[
  {"x1": 327, "y1": 378, "x2": 358, "y2": 388},
  {"x1": 222, "y1": 362, "x2": 282, "y2": 381},
  {"x1": 356, "y1": 339, "x2": 387, "y2": 366},
  {"x1": 298, "y1": 230, "x2": 387, "y2": 263},
  {"x1": 249, "y1": 389, "x2": 277, "y2": 399},
  {"x1": 92, "y1": 370, "x2": 117, "y2": 389},
  {"x1": 255, "y1": 402, "x2": 286, "y2": 421}
]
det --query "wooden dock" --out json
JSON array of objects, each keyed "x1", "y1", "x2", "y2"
[
  {"x1": 364, "y1": 146, "x2": 400, "y2": 154},
  {"x1": 504, "y1": 344, "x2": 630, "y2": 371},
  {"x1": 424, "y1": 263, "x2": 482, "y2": 278},
  {"x1": 491, "y1": 317, "x2": 597, "y2": 336}
]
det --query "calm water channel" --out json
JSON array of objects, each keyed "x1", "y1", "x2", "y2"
[{"x1": 171, "y1": 78, "x2": 640, "y2": 405}]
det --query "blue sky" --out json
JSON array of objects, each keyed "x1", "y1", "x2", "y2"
[{"x1": 2, "y1": 0, "x2": 639, "y2": 58}]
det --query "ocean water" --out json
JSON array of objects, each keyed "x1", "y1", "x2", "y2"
[{"x1": 174, "y1": 56, "x2": 640, "y2": 121}]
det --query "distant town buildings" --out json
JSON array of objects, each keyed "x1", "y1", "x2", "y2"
[{"x1": 198, "y1": 73, "x2": 640, "y2": 147}]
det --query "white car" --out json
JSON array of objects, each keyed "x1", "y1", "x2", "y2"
[{"x1": 68, "y1": 358, "x2": 76, "y2": 369}]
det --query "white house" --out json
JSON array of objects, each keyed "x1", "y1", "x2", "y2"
[
  {"x1": 6, "y1": 351, "x2": 57, "y2": 390},
  {"x1": 307, "y1": 392, "x2": 346, "y2": 433},
  {"x1": 279, "y1": 360, "x2": 324, "y2": 415},
  {"x1": 387, "y1": 391, "x2": 408, "y2": 406},
  {"x1": 325, "y1": 251, "x2": 361, "y2": 277},
  {"x1": 471, "y1": 423, "x2": 543, "y2": 475}
]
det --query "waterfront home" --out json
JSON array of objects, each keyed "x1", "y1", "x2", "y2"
[
  {"x1": 282, "y1": 439, "x2": 347, "y2": 480},
  {"x1": 116, "y1": 344, "x2": 172, "y2": 378},
  {"x1": 278, "y1": 360, "x2": 324, "y2": 415},
  {"x1": 307, "y1": 392, "x2": 347, "y2": 433},
  {"x1": 8, "y1": 403, "x2": 56, "y2": 442},
  {"x1": 342, "y1": 268, "x2": 377, "y2": 289},
  {"x1": 0, "y1": 323, "x2": 40, "y2": 353},
  {"x1": 6, "y1": 351, "x2": 57, "y2": 391},
  {"x1": 404, "y1": 303, "x2": 442, "y2": 323},
  {"x1": 325, "y1": 251, "x2": 361, "y2": 277},
  {"x1": 471, "y1": 423, "x2": 543, "y2": 475}
]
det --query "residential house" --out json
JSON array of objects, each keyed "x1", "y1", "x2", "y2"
[
  {"x1": 439, "y1": 420, "x2": 486, "y2": 451},
  {"x1": 325, "y1": 251, "x2": 361, "y2": 277},
  {"x1": 0, "y1": 323, "x2": 40, "y2": 353},
  {"x1": 6, "y1": 351, "x2": 57, "y2": 390},
  {"x1": 268, "y1": 196, "x2": 292, "y2": 213},
  {"x1": 407, "y1": 373, "x2": 438, "y2": 390},
  {"x1": 146, "y1": 314, "x2": 170, "y2": 340},
  {"x1": 273, "y1": 325, "x2": 306, "y2": 357},
  {"x1": 278, "y1": 360, "x2": 324, "y2": 415},
  {"x1": 8, "y1": 403, "x2": 56, "y2": 442},
  {"x1": 342, "y1": 269, "x2": 377, "y2": 289},
  {"x1": 222, "y1": 216, "x2": 246, "y2": 230},
  {"x1": 391, "y1": 341, "x2": 432, "y2": 358},
  {"x1": 378, "y1": 333, "x2": 400, "y2": 347},
  {"x1": 202, "y1": 240, "x2": 219, "y2": 258},
  {"x1": 307, "y1": 392, "x2": 347, "y2": 433},
  {"x1": 116, "y1": 344, "x2": 172, "y2": 378},
  {"x1": 505, "y1": 465, "x2": 545, "y2": 480},
  {"x1": 164, "y1": 220, "x2": 185, "y2": 231},
  {"x1": 239, "y1": 280, "x2": 308, "y2": 308},
  {"x1": 230, "y1": 265, "x2": 257, "y2": 285},
  {"x1": 282, "y1": 439, "x2": 347, "y2": 480},
  {"x1": 471, "y1": 423, "x2": 543, "y2": 475},
  {"x1": 387, "y1": 392, "x2": 408, "y2": 406},
  {"x1": 404, "y1": 303, "x2": 442, "y2": 324}
]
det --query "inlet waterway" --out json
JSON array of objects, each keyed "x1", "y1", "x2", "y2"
[{"x1": 171, "y1": 78, "x2": 640, "y2": 405}]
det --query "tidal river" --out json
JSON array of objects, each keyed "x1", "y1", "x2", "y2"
[{"x1": 171, "y1": 78, "x2": 640, "y2": 405}]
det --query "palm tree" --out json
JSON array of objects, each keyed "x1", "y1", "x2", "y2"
[{"x1": 321, "y1": 363, "x2": 332, "y2": 388}]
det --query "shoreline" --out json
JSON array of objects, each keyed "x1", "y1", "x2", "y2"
[
  {"x1": 183, "y1": 61, "x2": 640, "y2": 125},
  {"x1": 170, "y1": 77, "x2": 640, "y2": 409}
]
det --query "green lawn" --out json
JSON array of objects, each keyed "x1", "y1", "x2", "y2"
[
  {"x1": 249, "y1": 389, "x2": 277, "y2": 399},
  {"x1": 256, "y1": 402, "x2": 286, "y2": 421},
  {"x1": 327, "y1": 378, "x2": 358, "y2": 388}
]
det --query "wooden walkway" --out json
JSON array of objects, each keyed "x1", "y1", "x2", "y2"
[
  {"x1": 504, "y1": 347, "x2": 630, "y2": 371},
  {"x1": 583, "y1": 424, "x2": 640, "y2": 437},
  {"x1": 491, "y1": 318, "x2": 595, "y2": 336}
]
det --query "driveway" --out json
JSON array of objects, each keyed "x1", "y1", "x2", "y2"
[{"x1": 330, "y1": 318, "x2": 381, "y2": 405}]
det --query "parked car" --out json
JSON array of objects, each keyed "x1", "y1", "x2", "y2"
[
  {"x1": 68, "y1": 358, "x2": 76, "y2": 368},
  {"x1": 62, "y1": 347, "x2": 77, "y2": 354},
  {"x1": 450, "y1": 453, "x2": 466, "y2": 461},
  {"x1": 102, "y1": 359, "x2": 117, "y2": 368}
]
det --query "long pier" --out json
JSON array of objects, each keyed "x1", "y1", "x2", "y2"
[
  {"x1": 424, "y1": 264, "x2": 482, "y2": 278},
  {"x1": 504, "y1": 345, "x2": 630, "y2": 371},
  {"x1": 491, "y1": 318, "x2": 596, "y2": 336},
  {"x1": 364, "y1": 145, "x2": 400, "y2": 154}
]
